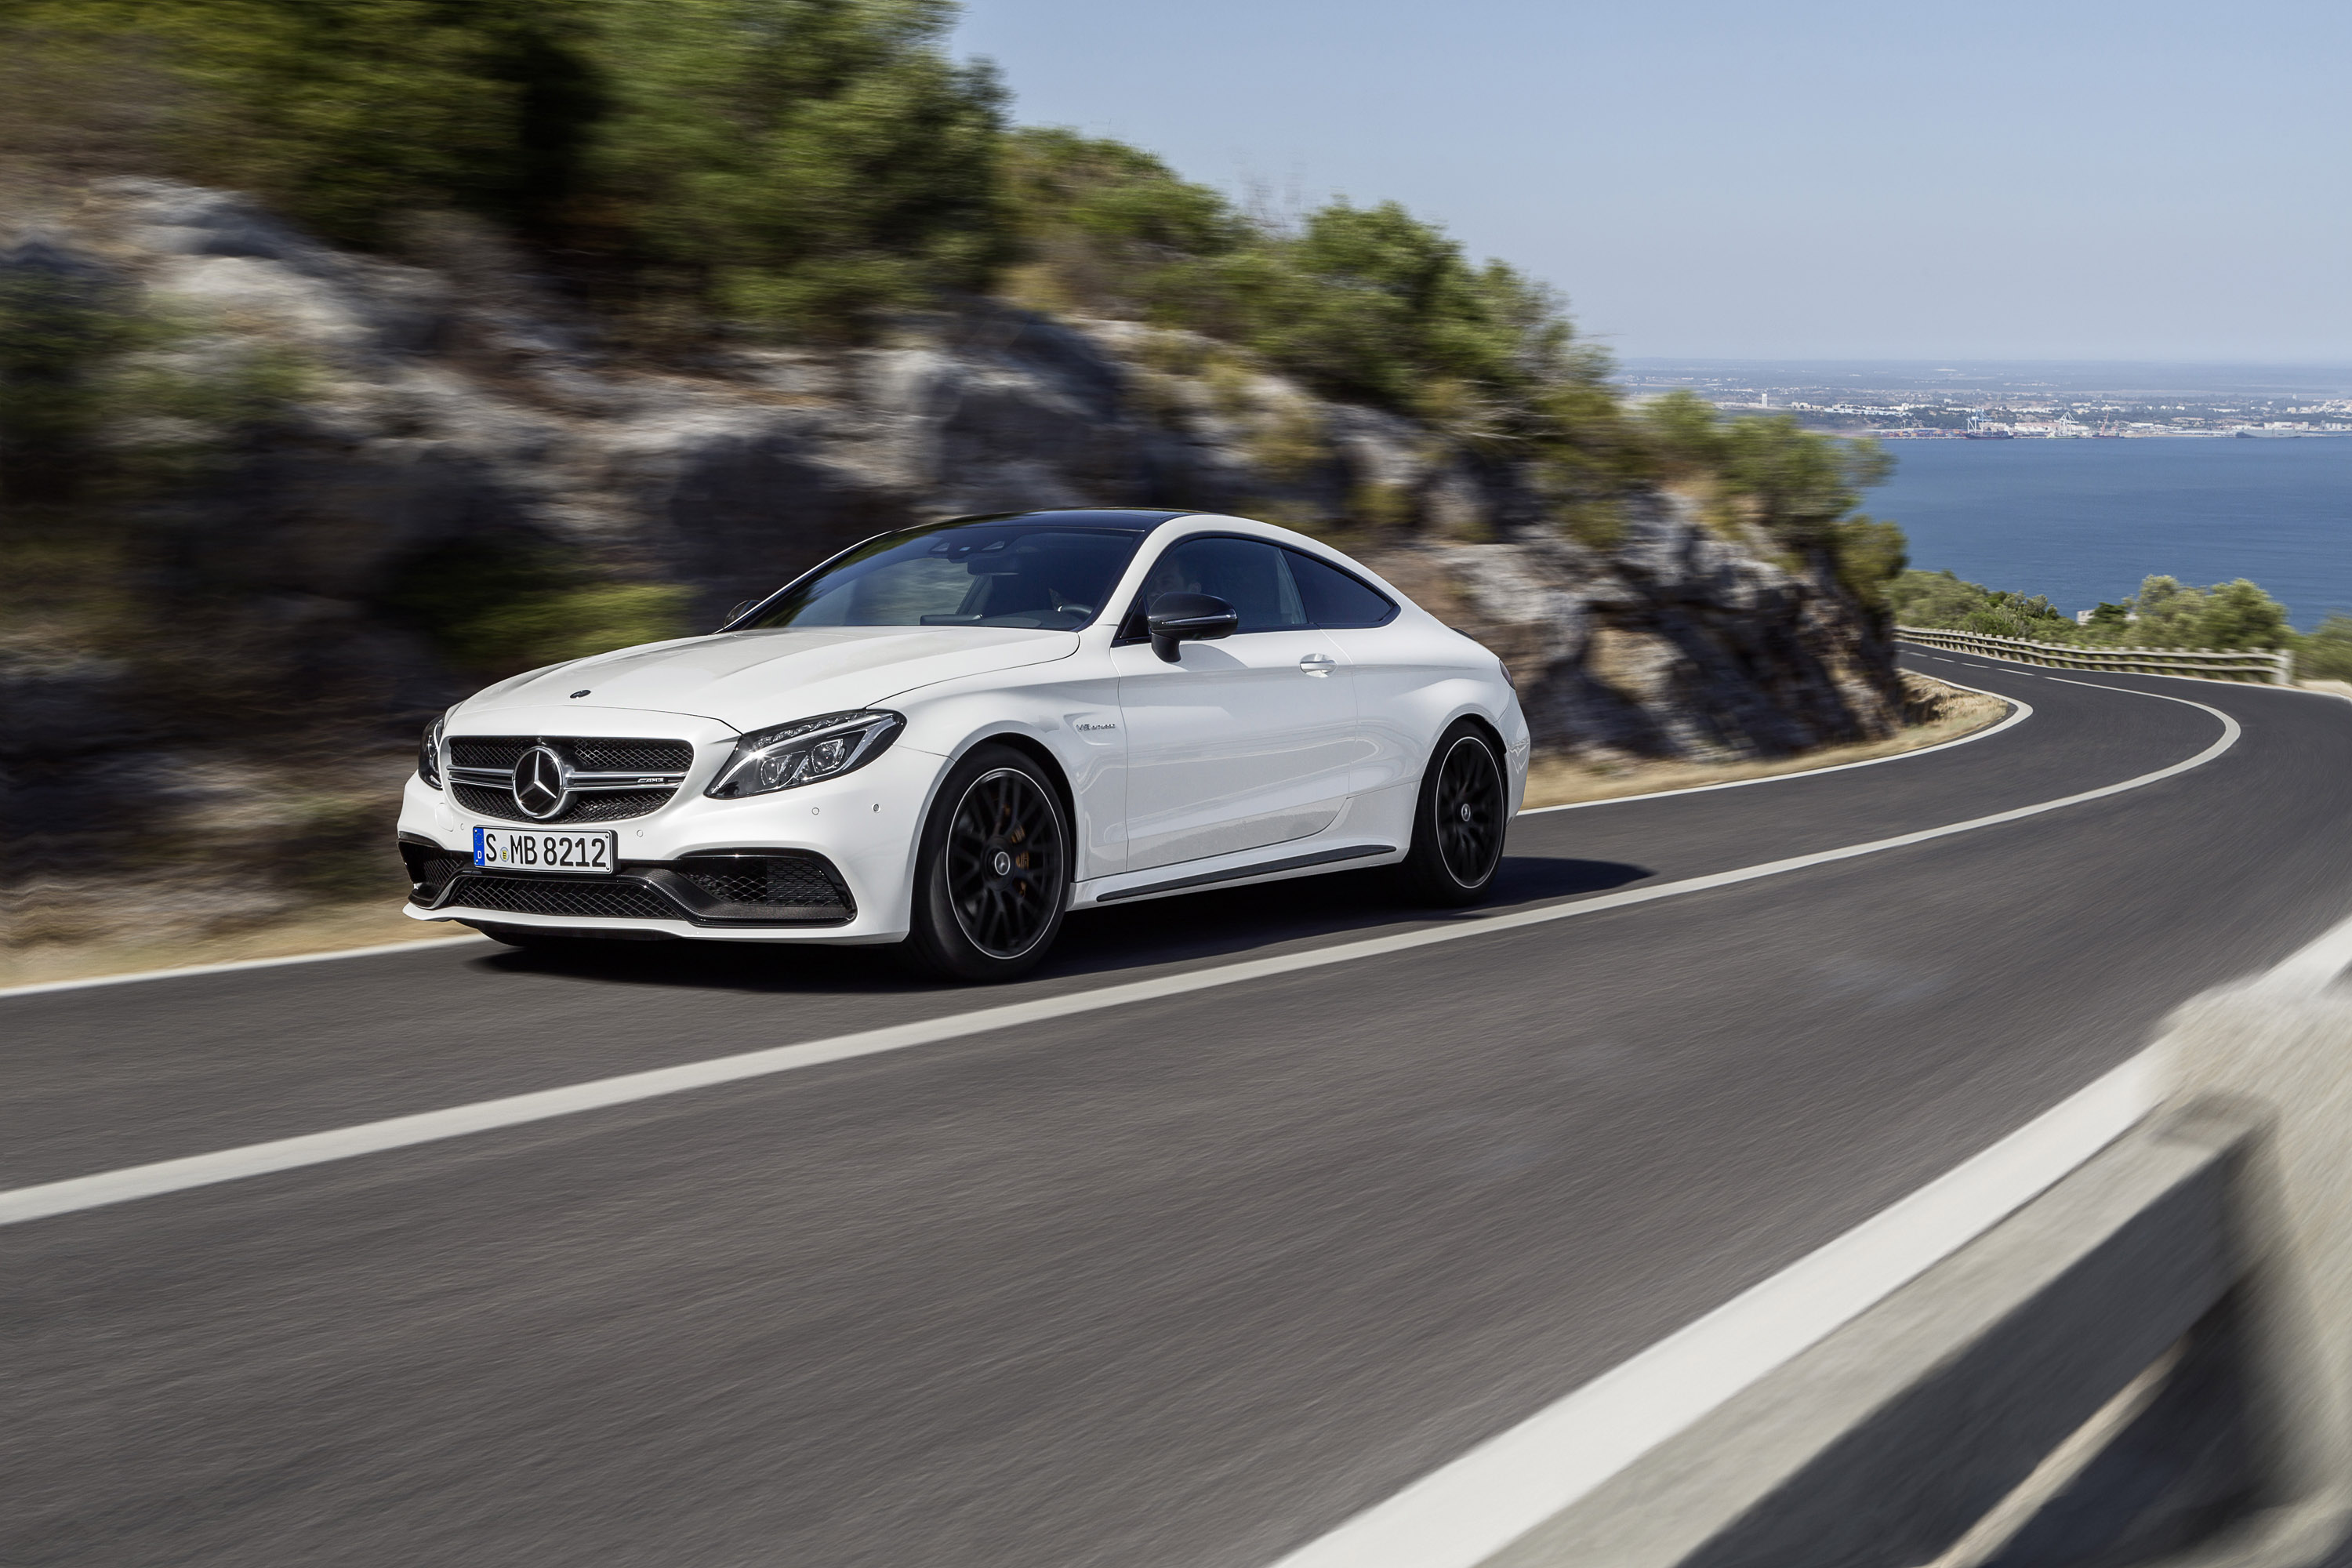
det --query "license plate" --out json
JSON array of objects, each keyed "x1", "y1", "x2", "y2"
[{"x1": 473, "y1": 826, "x2": 616, "y2": 875}]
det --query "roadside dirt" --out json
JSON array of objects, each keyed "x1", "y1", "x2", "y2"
[{"x1": 1522, "y1": 670, "x2": 2010, "y2": 809}]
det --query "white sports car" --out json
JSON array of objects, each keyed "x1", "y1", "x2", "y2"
[{"x1": 398, "y1": 509, "x2": 1530, "y2": 979}]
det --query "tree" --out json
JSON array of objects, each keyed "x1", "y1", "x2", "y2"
[
  {"x1": 2195, "y1": 579, "x2": 2293, "y2": 651},
  {"x1": 579, "y1": 0, "x2": 1010, "y2": 333},
  {"x1": 2300, "y1": 614, "x2": 2352, "y2": 681},
  {"x1": 20, "y1": 0, "x2": 602, "y2": 244}
]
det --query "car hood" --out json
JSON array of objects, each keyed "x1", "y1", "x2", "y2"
[{"x1": 459, "y1": 626, "x2": 1080, "y2": 733}]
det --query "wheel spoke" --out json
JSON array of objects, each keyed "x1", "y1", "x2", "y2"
[{"x1": 942, "y1": 768, "x2": 1065, "y2": 959}]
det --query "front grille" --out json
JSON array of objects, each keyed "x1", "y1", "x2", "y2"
[
  {"x1": 451, "y1": 736, "x2": 693, "y2": 772},
  {"x1": 447, "y1": 736, "x2": 696, "y2": 825},
  {"x1": 441, "y1": 874, "x2": 680, "y2": 921},
  {"x1": 449, "y1": 736, "x2": 533, "y2": 771},
  {"x1": 452, "y1": 782, "x2": 677, "y2": 825},
  {"x1": 574, "y1": 739, "x2": 694, "y2": 772},
  {"x1": 675, "y1": 857, "x2": 843, "y2": 909}
]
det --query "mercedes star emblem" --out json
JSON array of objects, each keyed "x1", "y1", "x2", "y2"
[{"x1": 513, "y1": 745, "x2": 571, "y2": 821}]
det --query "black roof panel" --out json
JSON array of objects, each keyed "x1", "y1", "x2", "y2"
[{"x1": 938, "y1": 509, "x2": 1190, "y2": 531}]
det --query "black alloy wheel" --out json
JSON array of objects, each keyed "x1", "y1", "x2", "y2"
[
  {"x1": 1400, "y1": 722, "x2": 1508, "y2": 906},
  {"x1": 907, "y1": 745, "x2": 1071, "y2": 981},
  {"x1": 1435, "y1": 735, "x2": 1506, "y2": 885}
]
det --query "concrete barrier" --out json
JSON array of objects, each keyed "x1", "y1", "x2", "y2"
[{"x1": 1466, "y1": 977, "x2": 2352, "y2": 1566}]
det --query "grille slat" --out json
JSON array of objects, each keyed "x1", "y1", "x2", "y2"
[
  {"x1": 445, "y1": 734, "x2": 695, "y2": 824},
  {"x1": 443, "y1": 875, "x2": 680, "y2": 921}
]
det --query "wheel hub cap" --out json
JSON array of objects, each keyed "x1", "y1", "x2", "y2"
[{"x1": 992, "y1": 849, "x2": 1014, "y2": 877}]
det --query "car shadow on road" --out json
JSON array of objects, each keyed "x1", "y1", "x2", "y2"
[{"x1": 468, "y1": 855, "x2": 1653, "y2": 997}]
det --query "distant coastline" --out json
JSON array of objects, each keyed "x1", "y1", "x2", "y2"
[
  {"x1": 1871, "y1": 427, "x2": 2352, "y2": 439},
  {"x1": 1617, "y1": 358, "x2": 2352, "y2": 443}
]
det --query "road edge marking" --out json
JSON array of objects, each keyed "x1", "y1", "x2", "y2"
[
  {"x1": 0, "y1": 688, "x2": 2240, "y2": 1229},
  {"x1": 1261, "y1": 1047, "x2": 2170, "y2": 1568},
  {"x1": 0, "y1": 935, "x2": 492, "y2": 1003}
]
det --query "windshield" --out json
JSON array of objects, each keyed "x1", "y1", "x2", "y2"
[{"x1": 742, "y1": 520, "x2": 1151, "y2": 633}]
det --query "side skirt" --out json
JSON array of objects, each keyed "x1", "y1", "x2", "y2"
[{"x1": 1091, "y1": 843, "x2": 1397, "y2": 904}]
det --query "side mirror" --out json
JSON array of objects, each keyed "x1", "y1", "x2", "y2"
[
  {"x1": 717, "y1": 599, "x2": 758, "y2": 632},
  {"x1": 1146, "y1": 592, "x2": 1240, "y2": 663}
]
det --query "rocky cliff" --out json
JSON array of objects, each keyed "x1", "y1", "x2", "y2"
[{"x1": 2, "y1": 179, "x2": 1899, "y2": 933}]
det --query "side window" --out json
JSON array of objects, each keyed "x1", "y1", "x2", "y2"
[
  {"x1": 1285, "y1": 549, "x2": 1397, "y2": 628},
  {"x1": 1132, "y1": 536, "x2": 1308, "y2": 633}
]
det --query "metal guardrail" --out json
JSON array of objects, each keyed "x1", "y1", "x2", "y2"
[
  {"x1": 1472, "y1": 967, "x2": 2352, "y2": 1568},
  {"x1": 1896, "y1": 625, "x2": 2295, "y2": 685},
  {"x1": 1489, "y1": 1104, "x2": 2270, "y2": 1568}
]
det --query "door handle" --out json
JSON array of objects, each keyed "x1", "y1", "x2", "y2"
[{"x1": 1299, "y1": 653, "x2": 1337, "y2": 675}]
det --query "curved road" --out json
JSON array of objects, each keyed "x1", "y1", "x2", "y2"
[{"x1": 8, "y1": 652, "x2": 2352, "y2": 1566}]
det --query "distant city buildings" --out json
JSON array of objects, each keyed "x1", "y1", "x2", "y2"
[{"x1": 1618, "y1": 365, "x2": 2352, "y2": 439}]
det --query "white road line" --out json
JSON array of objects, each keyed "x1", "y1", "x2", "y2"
[
  {"x1": 0, "y1": 936, "x2": 489, "y2": 1002},
  {"x1": 0, "y1": 688, "x2": 2242, "y2": 1228},
  {"x1": 1264, "y1": 681, "x2": 2300, "y2": 1568},
  {"x1": 1526, "y1": 677, "x2": 2028, "y2": 815},
  {"x1": 1263, "y1": 1048, "x2": 2167, "y2": 1568}
]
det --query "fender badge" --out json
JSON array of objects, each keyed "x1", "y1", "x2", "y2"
[{"x1": 569, "y1": 689, "x2": 591, "y2": 699}]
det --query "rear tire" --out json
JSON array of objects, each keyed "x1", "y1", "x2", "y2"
[
  {"x1": 1398, "y1": 721, "x2": 1508, "y2": 907},
  {"x1": 903, "y1": 745, "x2": 1071, "y2": 982}
]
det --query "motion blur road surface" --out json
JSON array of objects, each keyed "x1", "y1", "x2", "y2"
[{"x1": 9, "y1": 652, "x2": 2352, "y2": 1567}]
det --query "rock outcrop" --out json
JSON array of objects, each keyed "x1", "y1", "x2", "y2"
[{"x1": 2, "y1": 176, "x2": 1900, "y2": 925}]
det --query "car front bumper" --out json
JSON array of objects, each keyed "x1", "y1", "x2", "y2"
[{"x1": 396, "y1": 742, "x2": 946, "y2": 944}]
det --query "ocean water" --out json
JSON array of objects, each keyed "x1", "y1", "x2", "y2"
[{"x1": 1864, "y1": 438, "x2": 2352, "y2": 627}]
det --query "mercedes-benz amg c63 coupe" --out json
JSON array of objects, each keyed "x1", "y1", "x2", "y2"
[{"x1": 398, "y1": 509, "x2": 1530, "y2": 979}]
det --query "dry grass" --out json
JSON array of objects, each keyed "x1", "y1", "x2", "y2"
[
  {"x1": 1523, "y1": 671, "x2": 2009, "y2": 810},
  {"x1": 0, "y1": 897, "x2": 474, "y2": 990}
]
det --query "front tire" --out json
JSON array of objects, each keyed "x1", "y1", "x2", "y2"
[
  {"x1": 904, "y1": 745, "x2": 1071, "y2": 982},
  {"x1": 1399, "y1": 721, "x2": 1509, "y2": 907}
]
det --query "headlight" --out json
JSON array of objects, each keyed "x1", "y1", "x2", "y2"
[
  {"x1": 706, "y1": 710, "x2": 903, "y2": 799},
  {"x1": 418, "y1": 712, "x2": 447, "y2": 789}
]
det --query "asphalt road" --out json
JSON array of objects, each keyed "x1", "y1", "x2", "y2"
[{"x1": 8, "y1": 652, "x2": 2352, "y2": 1567}]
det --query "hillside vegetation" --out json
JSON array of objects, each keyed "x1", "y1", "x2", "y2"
[
  {"x1": 1888, "y1": 568, "x2": 2350, "y2": 674},
  {"x1": 2, "y1": 0, "x2": 1905, "y2": 615}
]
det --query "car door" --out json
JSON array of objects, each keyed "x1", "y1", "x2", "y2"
[
  {"x1": 1280, "y1": 545, "x2": 1418, "y2": 800},
  {"x1": 1112, "y1": 535, "x2": 1359, "y2": 873}
]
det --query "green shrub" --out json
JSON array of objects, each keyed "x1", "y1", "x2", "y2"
[
  {"x1": 1887, "y1": 569, "x2": 2072, "y2": 639},
  {"x1": 581, "y1": 0, "x2": 1009, "y2": 336},
  {"x1": 1635, "y1": 392, "x2": 1902, "y2": 599},
  {"x1": 15, "y1": 0, "x2": 601, "y2": 245},
  {"x1": 1886, "y1": 569, "x2": 2297, "y2": 653},
  {"x1": 13, "y1": 0, "x2": 1006, "y2": 333},
  {"x1": 2300, "y1": 614, "x2": 2352, "y2": 681},
  {"x1": 379, "y1": 536, "x2": 690, "y2": 677}
]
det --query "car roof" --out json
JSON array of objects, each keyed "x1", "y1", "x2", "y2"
[{"x1": 936, "y1": 509, "x2": 1190, "y2": 530}]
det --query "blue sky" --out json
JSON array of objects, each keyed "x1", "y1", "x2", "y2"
[{"x1": 953, "y1": 0, "x2": 2352, "y2": 364}]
